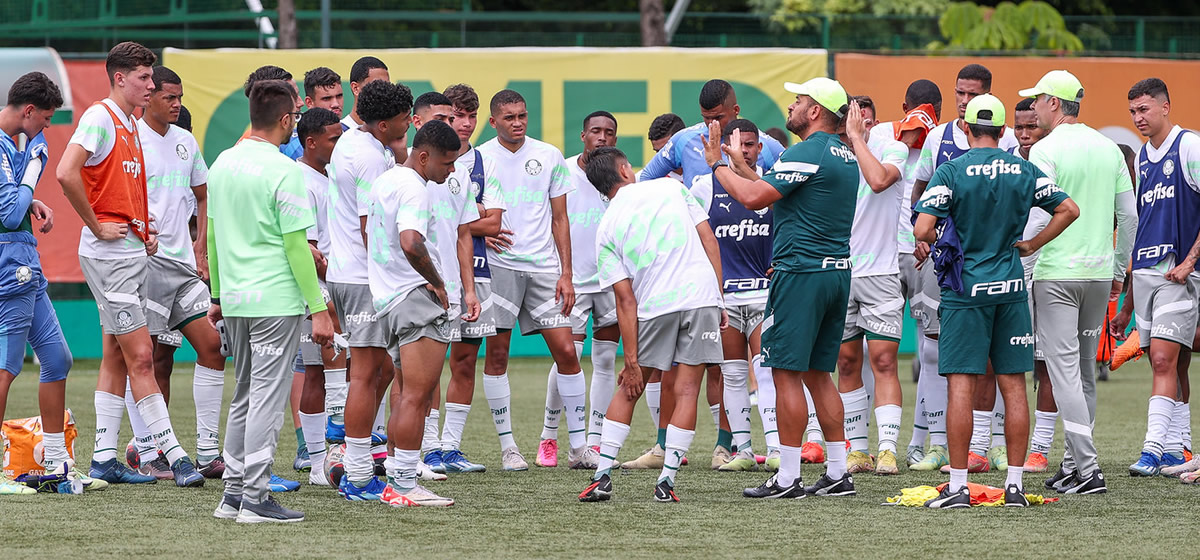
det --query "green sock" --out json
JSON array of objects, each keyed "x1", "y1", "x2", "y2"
[
  {"x1": 716, "y1": 429, "x2": 733, "y2": 451},
  {"x1": 656, "y1": 428, "x2": 667, "y2": 448},
  {"x1": 295, "y1": 427, "x2": 305, "y2": 453}
]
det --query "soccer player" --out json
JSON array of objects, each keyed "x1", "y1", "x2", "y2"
[
  {"x1": 328, "y1": 80, "x2": 412, "y2": 500},
  {"x1": 207, "y1": 79, "x2": 333, "y2": 523},
  {"x1": 689, "y1": 119, "x2": 779, "y2": 472},
  {"x1": 368, "y1": 120, "x2": 472, "y2": 507},
  {"x1": 341, "y1": 56, "x2": 389, "y2": 130},
  {"x1": 911, "y1": 64, "x2": 1018, "y2": 474},
  {"x1": 303, "y1": 66, "x2": 344, "y2": 116},
  {"x1": 57, "y1": 41, "x2": 202, "y2": 487},
  {"x1": 478, "y1": 89, "x2": 596, "y2": 471},
  {"x1": 0, "y1": 72, "x2": 85, "y2": 495},
  {"x1": 576, "y1": 146, "x2": 725, "y2": 503},
  {"x1": 1020, "y1": 70, "x2": 1135, "y2": 494},
  {"x1": 646, "y1": 112, "x2": 685, "y2": 183},
  {"x1": 242, "y1": 65, "x2": 303, "y2": 160},
  {"x1": 535, "y1": 110, "x2": 621, "y2": 467},
  {"x1": 914, "y1": 94, "x2": 1078, "y2": 508},
  {"x1": 639, "y1": 80, "x2": 786, "y2": 187},
  {"x1": 708, "y1": 77, "x2": 857, "y2": 499},
  {"x1": 1115, "y1": 78, "x2": 1200, "y2": 478},
  {"x1": 128, "y1": 66, "x2": 226, "y2": 480},
  {"x1": 838, "y1": 96, "x2": 909, "y2": 476},
  {"x1": 294, "y1": 106, "x2": 349, "y2": 486}
]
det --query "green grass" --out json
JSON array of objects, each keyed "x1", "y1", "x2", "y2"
[{"x1": 0, "y1": 356, "x2": 1194, "y2": 559}]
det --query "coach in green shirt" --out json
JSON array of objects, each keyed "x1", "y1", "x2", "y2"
[
  {"x1": 914, "y1": 94, "x2": 1078, "y2": 508},
  {"x1": 205, "y1": 79, "x2": 333, "y2": 523}
]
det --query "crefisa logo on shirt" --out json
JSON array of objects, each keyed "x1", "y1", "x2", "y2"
[
  {"x1": 176, "y1": 144, "x2": 189, "y2": 161},
  {"x1": 524, "y1": 159, "x2": 543, "y2": 176},
  {"x1": 447, "y1": 176, "x2": 462, "y2": 195}
]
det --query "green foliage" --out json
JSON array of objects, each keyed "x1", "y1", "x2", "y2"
[
  {"x1": 750, "y1": 0, "x2": 949, "y2": 32},
  {"x1": 933, "y1": 0, "x2": 1083, "y2": 52}
]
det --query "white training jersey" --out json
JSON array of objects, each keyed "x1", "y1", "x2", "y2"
[
  {"x1": 366, "y1": 166, "x2": 440, "y2": 314},
  {"x1": 690, "y1": 165, "x2": 768, "y2": 306},
  {"x1": 850, "y1": 134, "x2": 908, "y2": 277},
  {"x1": 428, "y1": 153, "x2": 481, "y2": 305},
  {"x1": 138, "y1": 119, "x2": 207, "y2": 267},
  {"x1": 327, "y1": 126, "x2": 394, "y2": 284},
  {"x1": 914, "y1": 119, "x2": 1019, "y2": 183},
  {"x1": 70, "y1": 98, "x2": 146, "y2": 259},
  {"x1": 565, "y1": 154, "x2": 608, "y2": 294},
  {"x1": 299, "y1": 160, "x2": 334, "y2": 258},
  {"x1": 478, "y1": 136, "x2": 573, "y2": 273},
  {"x1": 596, "y1": 178, "x2": 722, "y2": 320},
  {"x1": 870, "y1": 122, "x2": 922, "y2": 254}
]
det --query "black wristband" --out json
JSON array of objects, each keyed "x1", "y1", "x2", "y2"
[
  {"x1": 210, "y1": 298, "x2": 220, "y2": 306},
  {"x1": 711, "y1": 160, "x2": 729, "y2": 172}
]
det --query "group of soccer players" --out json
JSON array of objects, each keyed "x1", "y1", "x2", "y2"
[{"x1": 0, "y1": 39, "x2": 1198, "y2": 517}]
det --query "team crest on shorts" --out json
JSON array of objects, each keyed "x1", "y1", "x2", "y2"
[
  {"x1": 447, "y1": 176, "x2": 462, "y2": 195},
  {"x1": 176, "y1": 144, "x2": 189, "y2": 160},
  {"x1": 116, "y1": 311, "x2": 133, "y2": 329},
  {"x1": 1164, "y1": 159, "x2": 1175, "y2": 176},
  {"x1": 524, "y1": 159, "x2": 543, "y2": 176},
  {"x1": 15, "y1": 266, "x2": 31, "y2": 284}
]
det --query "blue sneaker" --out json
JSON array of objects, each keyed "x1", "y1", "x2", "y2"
[
  {"x1": 325, "y1": 419, "x2": 346, "y2": 444},
  {"x1": 370, "y1": 431, "x2": 388, "y2": 446},
  {"x1": 442, "y1": 449, "x2": 486, "y2": 473},
  {"x1": 1160, "y1": 451, "x2": 1186, "y2": 469},
  {"x1": 171, "y1": 457, "x2": 206, "y2": 488},
  {"x1": 269, "y1": 473, "x2": 301, "y2": 492},
  {"x1": 1129, "y1": 451, "x2": 1162, "y2": 476},
  {"x1": 423, "y1": 450, "x2": 447, "y2": 474},
  {"x1": 338, "y1": 474, "x2": 387, "y2": 501},
  {"x1": 89, "y1": 458, "x2": 157, "y2": 484}
]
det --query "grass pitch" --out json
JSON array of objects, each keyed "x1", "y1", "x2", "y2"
[{"x1": 0, "y1": 356, "x2": 1194, "y2": 559}]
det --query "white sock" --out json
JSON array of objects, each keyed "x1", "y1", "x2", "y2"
[
  {"x1": 137, "y1": 393, "x2": 187, "y2": 464},
  {"x1": 588, "y1": 340, "x2": 618, "y2": 448},
  {"x1": 388, "y1": 448, "x2": 419, "y2": 491},
  {"x1": 990, "y1": 395, "x2": 1006, "y2": 448},
  {"x1": 721, "y1": 360, "x2": 754, "y2": 456},
  {"x1": 192, "y1": 364, "x2": 224, "y2": 461},
  {"x1": 920, "y1": 337, "x2": 947, "y2": 447},
  {"x1": 804, "y1": 383, "x2": 824, "y2": 444},
  {"x1": 949, "y1": 467, "x2": 968, "y2": 492},
  {"x1": 1143, "y1": 395, "x2": 1175, "y2": 457},
  {"x1": 826, "y1": 440, "x2": 847, "y2": 479},
  {"x1": 644, "y1": 381, "x2": 662, "y2": 428},
  {"x1": 1006, "y1": 464, "x2": 1024, "y2": 491},
  {"x1": 124, "y1": 381, "x2": 156, "y2": 462},
  {"x1": 42, "y1": 431, "x2": 69, "y2": 464},
  {"x1": 776, "y1": 444, "x2": 802, "y2": 487},
  {"x1": 709, "y1": 403, "x2": 721, "y2": 434},
  {"x1": 752, "y1": 355, "x2": 779, "y2": 452},
  {"x1": 422, "y1": 409, "x2": 440, "y2": 454},
  {"x1": 440, "y1": 402, "x2": 470, "y2": 452},
  {"x1": 483, "y1": 373, "x2": 516, "y2": 450},
  {"x1": 344, "y1": 435, "x2": 373, "y2": 484},
  {"x1": 323, "y1": 369, "x2": 348, "y2": 425},
  {"x1": 371, "y1": 400, "x2": 387, "y2": 456},
  {"x1": 840, "y1": 387, "x2": 869, "y2": 452},
  {"x1": 540, "y1": 363, "x2": 562, "y2": 440},
  {"x1": 909, "y1": 334, "x2": 929, "y2": 449},
  {"x1": 970, "y1": 410, "x2": 990, "y2": 455},
  {"x1": 595, "y1": 418, "x2": 630, "y2": 478},
  {"x1": 1182, "y1": 401, "x2": 1193, "y2": 450},
  {"x1": 1030, "y1": 410, "x2": 1057, "y2": 454},
  {"x1": 1165, "y1": 400, "x2": 1187, "y2": 454},
  {"x1": 557, "y1": 371, "x2": 588, "y2": 450},
  {"x1": 658, "y1": 425, "x2": 695, "y2": 486},
  {"x1": 874, "y1": 404, "x2": 902, "y2": 453},
  {"x1": 299, "y1": 411, "x2": 327, "y2": 468}
]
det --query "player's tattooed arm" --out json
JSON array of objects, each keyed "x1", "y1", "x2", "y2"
[
  {"x1": 400, "y1": 229, "x2": 448, "y2": 308},
  {"x1": 1166, "y1": 227, "x2": 1200, "y2": 284}
]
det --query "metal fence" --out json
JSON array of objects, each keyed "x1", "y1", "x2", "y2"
[{"x1": 0, "y1": 1, "x2": 1198, "y2": 57}]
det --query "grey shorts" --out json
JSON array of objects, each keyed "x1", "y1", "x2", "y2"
[
  {"x1": 145, "y1": 257, "x2": 210, "y2": 336},
  {"x1": 489, "y1": 266, "x2": 571, "y2": 335},
  {"x1": 80, "y1": 255, "x2": 149, "y2": 336},
  {"x1": 911, "y1": 260, "x2": 942, "y2": 336},
  {"x1": 571, "y1": 290, "x2": 618, "y2": 335},
  {"x1": 726, "y1": 300, "x2": 766, "y2": 336},
  {"x1": 1133, "y1": 270, "x2": 1200, "y2": 349},
  {"x1": 380, "y1": 288, "x2": 453, "y2": 362},
  {"x1": 328, "y1": 281, "x2": 388, "y2": 348},
  {"x1": 843, "y1": 273, "x2": 905, "y2": 341},
  {"x1": 637, "y1": 307, "x2": 724, "y2": 371},
  {"x1": 298, "y1": 282, "x2": 333, "y2": 365},
  {"x1": 460, "y1": 281, "x2": 497, "y2": 341},
  {"x1": 157, "y1": 330, "x2": 183, "y2": 348}
]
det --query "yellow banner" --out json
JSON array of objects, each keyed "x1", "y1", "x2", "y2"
[{"x1": 163, "y1": 47, "x2": 827, "y2": 165}]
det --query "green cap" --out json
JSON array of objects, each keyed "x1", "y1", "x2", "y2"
[
  {"x1": 1018, "y1": 70, "x2": 1084, "y2": 102},
  {"x1": 964, "y1": 94, "x2": 1006, "y2": 126},
  {"x1": 784, "y1": 77, "x2": 849, "y2": 119}
]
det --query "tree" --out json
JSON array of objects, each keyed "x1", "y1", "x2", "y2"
[
  {"x1": 932, "y1": 1, "x2": 1083, "y2": 51},
  {"x1": 640, "y1": 0, "x2": 668, "y2": 46},
  {"x1": 278, "y1": 0, "x2": 297, "y2": 49},
  {"x1": 750, "y1": 0, "x2": 949, "y2": 32}
]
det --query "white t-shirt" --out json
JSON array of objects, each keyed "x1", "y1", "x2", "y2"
[
  {"x1": 327, "y1": 126, "x2": 394, "y2": 284},
  {"x1": 565, "y1": 154, "x2": 609, "y2": 294},
  {"x1": 457, "y1": 147, "x2": 506, "y2": 213},
  {"x1": 428, "y1": 154, "x2": 482, "y2": 305},
  {"x1": 850, "y1": 134, "x2": 908, "y2": 277},
  {"x1": 478, "y1": 137, "x2": 573, "y2": 273},
  {"x1": 596, "y1": 178, "x2": 722, "y2": 320},
  {"x1": 138, "y1": 119, "x2": 207, "y2": 267},
  {"x1": 870, "y1": 122, "x2": 922, "y2": 254},
  {"x1": 914, "y1": 119, "x2": 1019, "y2": 183},
  {"x1": 366, "y1": 166, "x2": 440, "y2": 314},
  {"x1": 690, "y1": 165, "x2": 768, "y2": 305},
  {"x1": 340, "y1": 114, "x2": 358, "y2": 131},
  {"x1": 70, "y1": 98, "x2": 146, "y2": 259},
  {"x1": 300, "y1": 161, "x2": 334, "y2": 258}
]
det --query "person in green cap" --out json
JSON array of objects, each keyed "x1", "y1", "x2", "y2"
[
  {"x1": 914, "y1": 94, "x2": 1079, "y2": 508},
  {"x1": 703, "y1": 76, "x2": 858, "y2": 499},
  {"x1": 1021, "y1": 69, "x2": 1137, "y2": 495}
]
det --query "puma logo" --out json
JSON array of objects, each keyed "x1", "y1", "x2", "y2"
[{"x1": 718, "y1": 202, "x2": 732, "y2": 212}]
